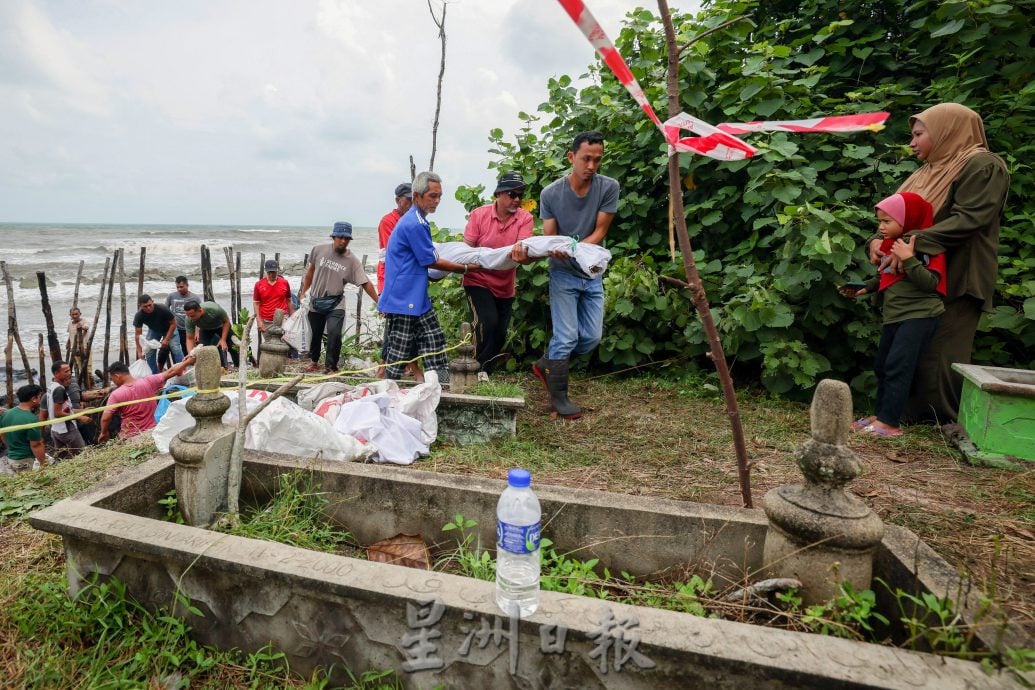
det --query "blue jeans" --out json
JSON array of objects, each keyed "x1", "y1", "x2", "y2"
[
  {"x1": 547, "y1": 269, "x2": 604, "y2": 360},
  {"x1": 145, "y1": 327, "x2": 183, "y2": 374}
]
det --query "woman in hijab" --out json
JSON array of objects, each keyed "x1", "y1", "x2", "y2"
[{"x1": 868, "y1": 103, "x2": 1010, "y2": 424}]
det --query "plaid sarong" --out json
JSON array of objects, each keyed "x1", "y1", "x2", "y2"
[{"x1": 382, "y1": 310, "x2": 448, "y2": 379}]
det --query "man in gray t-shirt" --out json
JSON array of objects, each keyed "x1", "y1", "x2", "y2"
[
  {"x1": 166, "y1": 276, "x2": 200, "y2": 354},
  {"x1": 532, "y1": 130, "x2": 619, "y2": 419},
  {"x1": 298, "y1": 222, "x2": 379, "y2": 373}
]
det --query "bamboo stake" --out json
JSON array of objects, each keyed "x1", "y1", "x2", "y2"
[
  {"x1": 36, "y1": 272, "x2": 63, "y2": 364},
  {"x1": 102, "y1": 250, "x2": 117, "y2": 385},
  {"x1": 658, "y1": 0, "x2": 752, "y2": 507},
  {"x1": 1, "y1": 261, "x2": 33, "y2": 385},
  {"x1": 224, "y1": 313, "x2": 304, "y2": 520},
  {"x1": 85, "y1": 257, "x2": 111, "y2": 390},
  {"x1": 5, "y1": 334, "x2": 13, "y2": 406},
  {"x1": 118, "y1": 248, "x2": 129, "y2": 365}
]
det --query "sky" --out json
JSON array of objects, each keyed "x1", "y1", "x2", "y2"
[{"x1": 0, "y1": 0, "x2": 688, "y2": 229}]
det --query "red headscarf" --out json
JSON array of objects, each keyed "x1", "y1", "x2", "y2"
[{"x1": 875, "y1": 192, "x2": 946, "y2": 295}]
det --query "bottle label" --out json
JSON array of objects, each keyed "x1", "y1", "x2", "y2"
[{"x1": 497, "y1": 520, "x2": 541, "y2": 555}]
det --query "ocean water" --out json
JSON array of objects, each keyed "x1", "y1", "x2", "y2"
[{"x1": 0, "y1": 223, "x2": 381, "y2": 386}]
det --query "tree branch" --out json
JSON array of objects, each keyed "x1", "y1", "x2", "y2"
[{"x1": 678, "y1": 15, "x2": 748, "y2": 56}]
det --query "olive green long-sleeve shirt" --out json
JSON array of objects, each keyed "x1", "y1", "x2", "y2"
[
  {"x1": 906, "y1": 152, "x2": 1010, "y2": 312},
  {"x1": 865, "y1": 255, "x2": 944, "y2": 325}
]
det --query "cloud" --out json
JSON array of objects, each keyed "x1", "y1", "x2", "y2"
[
  {"x1": 0, "y1": 0, "x2": 691, "y2": 227},
  {"x1": 0, "y1": 0, "x2": 109, "y2": 115}
]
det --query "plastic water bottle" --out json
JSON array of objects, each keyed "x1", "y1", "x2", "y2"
[{"x1": 496, "y1": 467, "x2": 541, "y2": 617}]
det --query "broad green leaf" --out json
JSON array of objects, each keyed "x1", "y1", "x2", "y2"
[{"x1": 930, "y1": 19, "x2": 965, "y2": 38}]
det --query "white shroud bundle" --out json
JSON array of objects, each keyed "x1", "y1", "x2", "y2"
[{"x1": 428, "y1": 236, "x2": 611, "y2": 280}]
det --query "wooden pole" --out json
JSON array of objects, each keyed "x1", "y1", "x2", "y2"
[
  {"x1": 72, "y1": 259, "x2": 85, "y2": 309},
  {"x1": 1, "y1": 261, "x2": 33, "y2": 385},
  {"x1": 37, "y1": 334, "x2": 46, "y2": 390},
  {"x1": 355, "y1": 253, "x2": 368, "y2": 339},
  {"x1": 258, "y1": 253, "x2": 265, "y2": 279},
  {"x1": 658, "y1": 0, "x2": 752, "y2": 507},
  {"x1": 235, "y1": 251, "x2": 242, "y2": 316},
  {"x1": 68, "y1": 260, "x2": 86, "y2": 359},
  {"x1": 223, "y1": 247, "x2": 236, "y2": 317},
  {"x1": 36, "y1": 272, "x2": 63, "y2": 364},
  {"x1": 102, "y1": 250, "x2": 117, "y2": 384},
  {"x1": 84, "y1": 257, "x2": 111, "y2": 390},
  {"x1": 137, "y1": 247, "x2": 146, "y2": 306},
  {"x1": 5, "y1": 334, "x2": 13, "y2": 406},
  {"x1": 118, "y1": 248, "x2": 129, "y2": 365},
  {"x1": 201, "y1": 245, "x2": 214, "y2": 303}
]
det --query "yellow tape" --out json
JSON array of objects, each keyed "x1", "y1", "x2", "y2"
[{"x1": 0, "y1": 335, "x2": 472, "y2": 434}]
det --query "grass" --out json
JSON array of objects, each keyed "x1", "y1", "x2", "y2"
[{"x1": 2, "y1": 368, "x2": 1033, "y2": 684}]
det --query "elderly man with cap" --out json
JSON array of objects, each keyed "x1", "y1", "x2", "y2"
[
  {"x1": 380, "y1": 171, "x2": 479, "y2": 383},
  {"x1": 298, "y1": 222, "x2": 379, "y2": 374},
  {"x1": 377, "y1": 183, "x2": 414, "y2": 294},
  {"x1": 462, "y1": 171, "x2": 534, "y2": 376}
]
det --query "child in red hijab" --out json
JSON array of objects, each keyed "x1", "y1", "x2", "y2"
[{"x1": 840, "y1": 191, "x2": 946, "y2": 436}]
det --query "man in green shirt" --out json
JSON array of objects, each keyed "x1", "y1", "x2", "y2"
[
  {"x1": 183, "y1": 299, "x2": 235, "y2": 369},
  {"x1": 1, "y1": 384, "x2": 48, "y2": 472}
]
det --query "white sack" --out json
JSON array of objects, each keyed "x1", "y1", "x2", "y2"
[
  {"x1": 151, "y1": 389, "x2": 374, "y2": 462},
  {"x1": 333, "y1": 393, "x2": 428, "y2": 465},
  {"x1": 281, "y1": 309, "x2": 310, "y2": 352},
  {"x1": 429, "y1": 237, "x2": 580, "y2": 280},
  {"x1": 573, "y1": 243, "x2": 613, "y2": 278},
  {"x1": 297, "y1": 382, "x2": 350, "y2": 411}
]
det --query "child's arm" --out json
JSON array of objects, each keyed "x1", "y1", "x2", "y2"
[{"x1": 892, "y1": 237, "x2": 941, "y2": 292}]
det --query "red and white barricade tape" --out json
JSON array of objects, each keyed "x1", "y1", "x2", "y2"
[{"x1": 556, "y1": 0, "x2": 888, "y2": 161}]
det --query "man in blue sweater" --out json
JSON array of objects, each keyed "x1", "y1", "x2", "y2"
[{"x1": 378, "y1": 171, "x2": 479, "y2": 383}]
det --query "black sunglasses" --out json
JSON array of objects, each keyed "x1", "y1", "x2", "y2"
[{"x1": 505, "y1": 190, "x2": 524, "y2": 200}]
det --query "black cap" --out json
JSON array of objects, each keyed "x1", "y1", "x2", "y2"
[
  {"x1": 394, "y1": 183, "x2": 412, "y2": 198},
  {"x1": 264, "y1": 259, "x2": 279, "y2": 272},
  {"x1": 493, "y1": 171, "x2": 526, "y2": 195}
]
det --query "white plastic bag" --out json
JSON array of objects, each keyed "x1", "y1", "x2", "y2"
[
  {"x1": 129, "y1": 359, "x2": 152, "y2": 378},
  {"x1": 138, "y1": 335, "x2": 163, "y2": 355},
  {"x1": 282, "y1": 309, "x2": 309, "y2": 351}
]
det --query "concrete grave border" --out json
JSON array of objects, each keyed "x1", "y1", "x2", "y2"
[{"x1": 30, "y1": 454, "x2": 1029, "y2": 689}]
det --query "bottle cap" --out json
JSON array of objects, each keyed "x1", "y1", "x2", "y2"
[{"x1": 507, "y1": 467, "x2": 531, "y2": 488}]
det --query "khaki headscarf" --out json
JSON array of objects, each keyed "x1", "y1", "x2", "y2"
[{"x1": 897, "y1": 103, "x2": 989, "y2": 215}]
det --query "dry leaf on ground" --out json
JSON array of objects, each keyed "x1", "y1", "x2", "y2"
[{"x1": 366, "y1": 533, "x2": 431, "y2": 570}]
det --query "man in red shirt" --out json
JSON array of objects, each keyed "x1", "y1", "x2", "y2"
[
  {"x1": 463, "y1": 171, "x2": 534, "y2": 375},
  {"x1": 377, "y1": 183, "x2": 413, "y2": 293},
  {"x1": 253, "y1": 259, "x2": 294, "y2": 332},
  {"x1": 99, "y1": 355, "x2": 196, "y2": 441}
]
